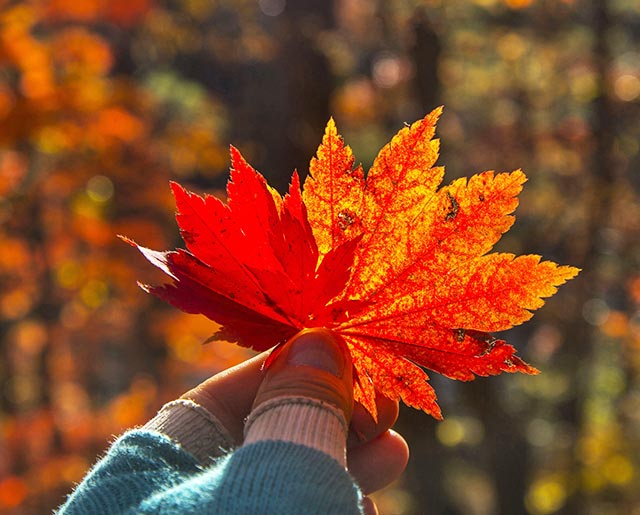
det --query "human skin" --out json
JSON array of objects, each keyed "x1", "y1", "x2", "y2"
[{"x1": 182, "y1": 328, "x2": 409, "y2": 515}]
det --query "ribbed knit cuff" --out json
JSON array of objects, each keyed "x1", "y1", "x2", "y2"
[
  {"x1": 142, "y1": 399, "x2": 234, "y2": 464},
  {"x1": 243, "y1": 396, "x2": 349, "y2": 467}
]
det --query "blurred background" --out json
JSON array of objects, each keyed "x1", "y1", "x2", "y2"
[{"x1": 1, "y1": 0, "x2": 639, "y2": 513}]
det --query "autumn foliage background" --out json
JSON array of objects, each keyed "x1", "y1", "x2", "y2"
[{"x1": 1, "y1": 1, "x2": 639, "y2": 514}]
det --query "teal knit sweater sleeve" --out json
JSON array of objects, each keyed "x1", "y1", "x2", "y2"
[{"x1": 57, "y1": 429, "x2": 363, "y2": 515}]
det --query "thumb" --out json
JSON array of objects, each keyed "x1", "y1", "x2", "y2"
[{"x1": 253, "y1": 327, "x2": 354, "y2": 423}]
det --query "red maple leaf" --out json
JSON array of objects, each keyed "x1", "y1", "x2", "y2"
[{"x1": 124, "y1": 108, "x2": 579, "y2": 420}]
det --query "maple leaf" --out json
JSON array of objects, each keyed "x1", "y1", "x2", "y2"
[{"x1": 124, "y1": 107, "x2": 579, "y2": 420}]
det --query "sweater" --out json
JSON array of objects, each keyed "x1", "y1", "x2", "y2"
[{"x1": 56, "y1": 397, "x2": 364, "y2": 514}]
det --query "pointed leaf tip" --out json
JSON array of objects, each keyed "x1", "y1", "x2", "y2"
[
  {"x1": 431, "y1": 105, "x2": 444, "y2": 119},
  {"x1": 229, "y1": 145, "x2": 247, "y2": 169},
  {"x1": 324, "y1": 116, "x2": 338, "y2": 136},
  {"x1": 169, "y1": 180, "x2": 185, "y2": 196},
  {"x1": 118, "y1": 234, "x2": 136, "y2": 246}
]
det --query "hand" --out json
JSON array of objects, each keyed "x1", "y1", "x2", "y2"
[{"x1": 182, "y1": 328, "x2": 409, "y2": 515}]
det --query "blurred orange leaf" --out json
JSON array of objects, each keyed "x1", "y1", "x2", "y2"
[
  {"x1": 0, "y1": 476, "x2": 28, "y2": 509},
  {"x1": 43, "y1": 0, "x2": 153, "y2": 26}
]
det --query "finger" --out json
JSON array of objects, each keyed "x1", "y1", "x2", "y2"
[
  {"x1": 362, "y1": 496, "x2": 379, "y2": 515},
  {"x1": 348, "y1": 429, "x2": 409, "y2": 494},
  {"x1": 348, "y1": 393, "x2": 399, "y2": 447},
  {"x1": 181, "y1": 350, "x2": 269, "y2": 444},
  {"x1": 253, "y1": 328, "x2": 353, "y2": 420}
]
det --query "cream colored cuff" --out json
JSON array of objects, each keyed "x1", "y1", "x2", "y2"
[
  {"x1": 243, "y1": 396, "x2": 349, "y2": 467},
  {"x1": 142, "y1": 399, "x2": 234, "y2": 464}
]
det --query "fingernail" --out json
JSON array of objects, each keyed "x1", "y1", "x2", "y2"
[{"x1": 287, "y1": 330, "x2": 345, "y2": 377}]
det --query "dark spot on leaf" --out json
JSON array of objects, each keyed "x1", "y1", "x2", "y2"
[
  {"x1": 479, "y1": 194, "x2": 485, "y2": 202},
  {"x1": 445, "y1": 191, "x2": 459, "y2": 221},
  {"x1": 337, "y1": 210, "x2": 356, "y2": 231},
  {"x1": 478, "y1": 336, "x2": 497, "y2": 357},
  {"x1": 453, "y1": 328, "x2": 466, "y2": 342}
]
